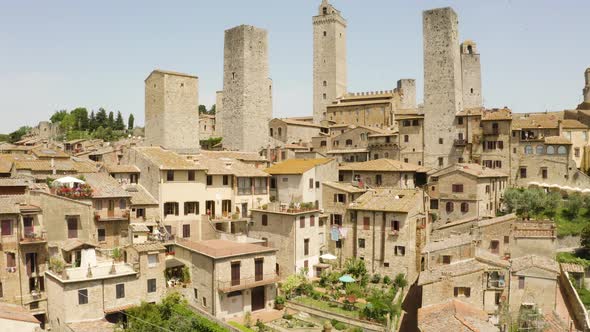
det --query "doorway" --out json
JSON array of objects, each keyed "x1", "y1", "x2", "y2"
[{"x1": 251, "y1": 286, "x2": 265, "y2": 311}]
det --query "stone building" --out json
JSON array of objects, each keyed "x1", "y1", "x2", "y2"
[
  {"x1": 249, "y1": 206, "x2": 322, "y2": 279},
  {"x1": 144, "y1": 69, "x2": 200, "y2": 154},
  {"x1": 396, "y1": 109, "x2": 425, "y2": 166},
  {"x1": 423, "y1": 7, "x2": 464, "y2": 168},
  {"x1": 339, "y1": 158, "x2": 427, "y2": 189},
  {"x1": 325, "y1": 125, "x2": 392, "y2": 162},
  {"x1": 428, "y1": 163, "x2": 508, "y2": 225},
  {"x1": 265, "y1": 158, "x2": 337, "y2": 209},
  {"x1": 418, "y1": 299, "x2": 499, "y2": 332},
  {"x1": 172, "y1": 239, "x2": 278, "y2": 319},
  {"x1": 268, "y1": 118, "x2": 327, "y2": 148},
  {"x1": 313, "y1": 0, "x2": 347, "y2": 123},
  {"x1": 508, "y1": 255, "x2": 560, "y2": 314},
  {"x1": 199, "y1": 114, "x2": 217, "y2": 140},
  {"x1": 346, "y1": 188, "x2": 428, "y2": 284},
  {"x1": 222, "y1": 25, "x2": 272, "y2": 152},
  {"x1": 460, "y1": 40, "x2": 482, "y2": 109}
]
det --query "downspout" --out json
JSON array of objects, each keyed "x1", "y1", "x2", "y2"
[
  {"x1": 17, "y1": 214, "x2": 23, "y2": 306},
  {"x1": 293, "y1": 217, "x2": 298, "y2": 274},
  {"x1": 371, "y1": 211, "x2": 376, "y2": 273},
  {"x1": 212, "y1": 258, "x2": 216, "y2": 316}
]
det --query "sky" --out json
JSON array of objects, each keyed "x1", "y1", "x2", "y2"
[{"x1": 0, "y1": 0, "x2": 589, "y2": 133}]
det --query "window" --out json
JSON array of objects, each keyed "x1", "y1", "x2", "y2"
[
  {"x1": 518, "y1": 276, "x2": 525, "y2": 289},
  {"x1": 116, "y1": 284, "x2": 125, "y2": 299},
  {"x1": 442, "y1": 255, "x2": 451, "y2": 264},
  {"x1": 358, "y1": 238, "x2": 365, "y2": 248},
  {"x1": 575, "y1": 148, "x2": 581, "y2": 157},
  {"x1": 460, "y1": 202, "x2": 469, "y2": 213},
  {"x1": 97, "y1": 229, "x2": 106, "y2": 242},
  {"x1": 147, "y1": 279, "x2": 156, "y2": 293},
  {"x1": 78, "y1": 289, "x2": 88, "y2": 304},
  {"x1": 504, "y1": 236, "x2": 510, "y2": 244},
  {"x1": 542, "y1": 168, "x2": 548, "y2": 179},
  {"x1": 94, "y1": 200, "x2": 103, "y2": 210},
  {"x1": 446, "y1": 202, "x2": 454, "y2": 212},
  {"x1": 166, "y1": 171, "x2": 174, "y2": 181},
  {"x1": 323, "y1": 31, "x2": 326, "y2": 37},
  {"x1": 490, "y1": 240, "x2": 499, "y2": 254},
  {"x1": 194, "y1": 288, "x2": 198, "y2": 299},
  {"x1": 136, "y1": 208, "x2": 145, "y2": 218},
  {"x1": 494, "y1": 160, "x2": 502, "y2": 168},
  {"x1": 403, "y1": 120, "x2": 411, "y2": 127},
  {"x1": 255, "y1": 258, "x2": 263, "y2": 281},
  {"x1": 206, "y1": 175, "x2": 213, "y2": 186},
  {"x1": 454, "y1": 287, "x2": 471, "y2": 298},
  {"x1": 261, "y1": 214, "x2": 268, "y2": 226},
  {"x1": 439, "y1": 138, "x2": 443, "y2": 144},
  {"x1": 430, "y1": 199, "x2": 439, "y2": 209},
  {"x1": 536, "y1": 145, "x2": 544, "y2": 154},
  {"x1": 412, "y1": 119, "x2": 419, "y2": 126},
  {"x1": 184, "y1": 202, "x2": 199, "y2": 215},
  {"x1": 404, "y1": 135, "x2": 409, "y2": 143},
  {"x1": 1, "y1": 220, "x2": 11, "y2": 236},
  {"x1": 6, "y1": 252, "x2": 15, "y2": 268},
  {"x1": 269, "y1": 128, "x2": 273, "y2": 137},
  {"x1": 323, "y1": 93, "x2": 326, "y2": 100},
  {"x1": 452, "y1": 184, "x2": 464, "y2": 193},
  {"x1": 254, "y1": 177, "x2": 268, "y2": 194},
  {"x1": 304, "y1": 238, "x2": 310, "y2": 255},
  {"x1": 363, "y1": 217, "x2": 370, "y2": 230},
  {"x1": 375, "y1": 174, "x2": 382, "y2": 185},
  {"x1": 438, "y1": 157, "x2": 444, "y2": 167},
  {"x1": 164, "y1": 202, "x2": 179, "y2": 216},
  {"x1": 182, "y1": 224, "x2": 190, "y2": 238},
  {"x1": 546, "y1": 146, "x2": 555, "y2": 154},
  {"x1": 223, "y1": 175, "x2": 229, "y2": 185},
  {"x1": 392, "y1": 220, "x2": 400, "y2": 231},
  {"x1": 558, "y1": 146, "x2": 567, "y2": 155},
  {"x1": 519, "y1": 167, "x2": 527, "y2": 179},
  {"x1": 395, "y1": 246, "x2": 405, "y2": 256},
  {"x1": 299, "y1": 216, "x2": 306, "y2": 228},
  {"x1": 231, "y1": 262, "x2": 241, "y2": 286},
  {"x1": 309, "y1": 178, "x2": 314, "y2": 189},
  {"x1": 315, "y1": 181, "x2": 320, "y2": 188},
  {"x1": 334, "y1": 194, "x2": 346, "y2": 203},
  {"x1": 148, "y1": 254, "x2": 158, "y2": 268},
  {"x1": 345, "y1": 139, "x2": 353, "y2": 146},
  {"x1": 67, "y1": 218, "x2": 78, "y2": 239},
  {"x1": 323, "y1": 80, "x2": 327, "y2": 86},
  {"x1": 187, "y1": 170, "x2": 195, "y2": 181},
  {"x1": 310, "y1": 215, "x2": 315, "y2": 227},
  {"x1": 202, "y1": 297, "x2": 207, "y2": 307},
  {"x1": 524, "y1": 145, "x2": 533, "y2": 154},
  {"x1": 237, "y1": 178, "x2": 252, "y2": 195}
]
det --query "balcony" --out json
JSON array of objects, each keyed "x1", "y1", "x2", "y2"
[
  {"x1": 483, "y1": 130, "x2": 500, "y2": 136},
  {"x1": 454, "y1": 139, "x2": 467, "y2": 146},
  {"x1": 487, "y1": 273, "x2": 506, "y2": 289},
  {"x1": 20, "y1": 231, "x2": 47, "y2": 245},
  {"x1": 217, "y1": 273, "x2": 279, "y2": 293},
  {"x1": 95, "y1": 210, "x2": 130, "y2": 222}
]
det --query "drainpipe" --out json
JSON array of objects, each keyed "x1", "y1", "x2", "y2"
[
  {"x1": 17, "y1": 214, "x2": 23, "y2": 306},
  {"x1": 371, "y1": 211, "x2": 376, "y2": 273},
  {"x1": 212, "y1": 258, "x2": 216, "y2": 316}
]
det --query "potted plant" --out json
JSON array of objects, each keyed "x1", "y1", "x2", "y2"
[
  {"x1": 274, "y1": 295, "x2": 285, "y2": 310},
  {"x1": 111, "y1": 248, "x2": 123, "y2": 262},
  {"x1": 182, "y1": 266, "x2": 191, "y2": 285}
]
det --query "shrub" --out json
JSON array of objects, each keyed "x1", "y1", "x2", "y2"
[
  {"x1": 371, "y1": 274, "x2": 381, "y2": 284},
  {"x1": 49, "y1": 257, "x2": 65, "y2": 273},
  {"x1": 383, "y1": 275, "x2": 392, "y2": 285},
  {"x1": 330, "y1": 319, "x2": 346, "y2": 331},
  {"x1": 244, "y1": 311, "x2": 253, "y2": 328},
  {"x1": 393, "y1": 273, "x2": 407, "y2": 289},
  {"x1": 275, "y1": 295, "x2": 285, "y2": 305},
  {"x1": 282, "y1": 313, "x2": 292, "y2": 320}
]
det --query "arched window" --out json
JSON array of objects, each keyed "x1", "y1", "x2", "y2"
[
  {"x1": 323, "y1": 7, "x2": 327, "y2": 14},
  {"x1": 536, "y1": 145, "x2": 544, "y2": 154},
  {"x1": 323, "y1": 31, "x2": 327, "y2": 37},
  {"x1": 467, "y1": 45, "x2": 473, "y2": 54},
  {"x1": 446, "y1": 202, "x2": 454, "y2": 212},
  {"x1": 460, "y1": 202, "x2": 469, "y2": 213},
  {"x1": 261, "y1": 214, "x2": 268, "y2": 226},
  {"x1": 360, "y1": 133, "x2": 366, "y2": 141},
  {"x1": 558, "y1": 146, "x2": 567, "y2": 155},
  {"x1": 546, "y1": 146, "x2": 555, "y2": 154},
  {"x1": 323, "y1": 80, "x2": 327, "y2": 86},
  {"x1": 270, "y1": 128, "x2": 273, "y2": 137},
  {"x1": 524, "y1": 145, "x2": 533, "y2": 154},
  {"x1": 278, "y1": 128, "x2": 282, "y2": 137}
]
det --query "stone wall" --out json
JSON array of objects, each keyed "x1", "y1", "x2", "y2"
[{"x1": 460, "y1": 41, "x2": 482, "y2": 109}]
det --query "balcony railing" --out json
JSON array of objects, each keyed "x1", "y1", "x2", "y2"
[
  {"x1": 95, "y1": 210, "x2": 130, "y2": 221},
  {"x1": 487, "y1": 278, "x2": 506, "y2": 289},
  {"x1": 454, "y1": 139, "x2": 467, "y2": 146},
  {"x1": 217, "y1": 273, "x2": 279, "y2": 293},
  {"x1": 20, "y1": 231, "x2": 47, "y2": 244}
]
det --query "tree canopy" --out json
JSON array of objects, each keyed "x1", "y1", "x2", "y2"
[{"x1": 48, "y1": 108, "x2": 135, "y2": 141}]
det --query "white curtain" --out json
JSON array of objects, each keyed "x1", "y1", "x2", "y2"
[{"x1": 80, "y1": 248, "x2": 97, "y2": 268}]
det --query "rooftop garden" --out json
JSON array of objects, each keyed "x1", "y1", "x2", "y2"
[
  {"x1": 281, "y1": 258, "x2": 405, "y2": 327},
  {"x1": 55, "y1": 183, "x2": 94, "y2": 199},
  {"x1": 259, "y1": 201, "x2": 318, "y2": 213},
  {"x1": 502, "y1": 188, "x2": 590, "y2": 237}
]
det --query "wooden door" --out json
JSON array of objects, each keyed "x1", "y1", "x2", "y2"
[
  {"x1": 108, "y1": 200, "x2": 115, "y2": 217},
  {"x1": 251, "y1": 286, "x2": 265, "y2": 311}
]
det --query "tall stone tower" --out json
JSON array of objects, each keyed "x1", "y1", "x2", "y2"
[
  {"x1": 221, "y1": 25, "x2": 272, "y2": 152},
  {"x1": 144, "y1": 69, "x2": 200, "y2": 154},
  {"x1": 584, "y1": 68, "x2": 590, "y2": 103},
  {"x1": 313, "y1": 0, "x2": 347, "y2": 124},
  {"x1": 460, "y1": 40, "x2": 482, "y2": 108},
  {"x1": 214, "y1": 90, "x2": 223, "y2": 138},
  {"x1": 423, "y1": 7, "x2": 463, "y2": 168}
]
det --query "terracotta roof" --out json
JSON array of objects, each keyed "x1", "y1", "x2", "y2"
[
  {"x1": 339, "y1": 159, "x2": 423, "y2": 172},
  {"x1": 124, "y1": 184, "x2": 158, "y2": 206},
  {"x1": 61, "y1": 239, "x2": 97, "y2": 252},
  {"x1": 561, "y1": 119, "x2": 588, "y2": 129},
  {"x1": 199, "y1": 150, "x2": 267, "y2": 162},
  {"x1": 0, "y1": 156, "x2": 13, "y2": 173},
  {"x1": 456, "y1": 107, "x2": 484, "y2": 117},
  {"x1": 175, "y1": 239, "x2": 277, "y2": 259},
  {"x1": 482, "y1": 108, "x2": 512, "y2": 121},
  {"x1": 0, "y1": 302, "x2": 40, "y2": 324},
  {"x1": 419, "y1": 259, "x2": 486, "y2": 285},
  {"x1": 477, "y1": 213, "x2": 516, "y2": 228},
  {"x1": 322, "y1": 181, "x2": 367, "y2": 193},
  {"x1": 131, "y1": 242, "x2": 166, "y2": 252},
  {"x1": 561, "y1": 262, "x2": 585, "y2": 273},
  {"x1": 129, "y1": 223, "x2": 150, "y2": 232},
  {"x1": 544, "y1": 136, "x2": 572, "y2": 145},
  {"x1": 348, "y1": 188, "x2": 421, "y2": 213},
  {"x1": 510, "y1": 255, "x2": 559, "y2": 274},
  {"x1": 264, "y1": 158, "x2": 333, "y2": 175},
  {"x1": 0, "y1": 178, "x2": 29, "y2": 187},
  {"x1": 31, "y1": 147, "x2": 69, "y2": 158},
  {"x1": 512, "y1": 113, "x2": 560, "y2": 129},
  {"x1": 430, "y1": 163, "x2": 508, "y2": 179},
  {"x1": 134, "y1": 147, "x2": 205, "y2": 170},
  {"x1": 81, "y1": 173, "x2": 130, "y2": 198},
  {"x1": 418, "y1": 299, "x2": 498, "y2": 332},
  {"x1": 147, "y1": 69, "x2": 198, "y2": 79},
  {"x1": 422, "y1": 236, "x2": 473, "y2": 253},
  {"x1": 67, "y1": 319, "x2": 115, "y2": 332},
  {"x1": 276, "y1": 118, "x2": 326, "y2": 129},
  {"x1": 13, "y1": 159, "x2": 97, "y2": 173},
  {"x1": 192, "y1": 155, "x2": 269, "y2": 177},
  {"x1": 104, "y1": 164, "x2": 140, "y2": 173},
  {"x1": 327, "y1": 148, "x2": 368, "y2": 154}
]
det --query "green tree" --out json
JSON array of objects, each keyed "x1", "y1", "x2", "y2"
[
  {"x1": 128, "y1": 113, "x2": 135, "y2": 130},
  {"x1": 8, "y1": 126, "x2": 31, "y2": 143},
  {"x1": 50, "y1": 110, "x2": 68, "y2": 123},
  {"x1": 209, "y1": 104, "x2": 216, "y2": 115},
  {"x1": 59, "y1": 113, "x2": 76, "y2": 133},
  {"x1": 115, "y1": 111, "x2": 125, "y2": 130},
  {"x1": 543, "y1": 192, "x2": 561, "y2": 218},
  {"x1": 565, "y1": 193, "x2": 584, "y2": 218},
  {"x1": 95, "y1": 108, "x2": 108, "y2": 128},
  {"x1": 70, "y1": 107, "x2": 89, "y2": 131},
  {"x1": 198, "y1": 105, "x2": 208, "y2": 114},
  {"x1": 280, "y1": 274, "x2": 304, "y2": 299},
  {"x1": 107, "y1": 111, "x2": 115, "y2": 129},
  {"x1": 88, "y1": 111, "x2": 97, "y2": 131}
]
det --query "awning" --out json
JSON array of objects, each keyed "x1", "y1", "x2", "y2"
[{"x1": 165, "y1": 257, "x2": 185, "y2": 269}]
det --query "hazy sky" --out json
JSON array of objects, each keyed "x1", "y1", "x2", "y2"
[{"x1": 1, "y1": 1, "x2": 589, "y2": 133}]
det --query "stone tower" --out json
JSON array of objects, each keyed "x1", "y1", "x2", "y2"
[
  {"x1": 144, "y1": 69, "x2": 200, "y2": 154},
  {"x1": 423, "y1": 7, "x2": 463, "y2": 168},
  {"x1": 221, "y1": 25, "x2": 272, "y2": 152},
  {"x1": 460, "y1": 40, "x2": 482, "y2": 108},
  {"x1": 214, "y1": 90, "x2": 223, "y2": 138},
  {"x1": 313, "y1": 0, "x2": 347, "y2": 124},
  {"x1": 397, "y1": 79, "x2": 417, "y2": 109},
  {"x1": 584, "y1": 68, "x2": 590, "y2": 103}
]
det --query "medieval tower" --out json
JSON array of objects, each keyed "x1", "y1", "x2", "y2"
[
  {"x1": 214, "y1": 90, "x2": 223, "y2": 138},
  {"x1": 584, "y1": 68, "x2": 590, "y2": 103},
  {"x1": 221, "y1": 25, "x2": 272, "y2": 152},
  {"x1": 144, "y1": 69, "x2": 200, "y2": 154},
  {"x1": 312, "y1": 0, "x2": 347, "y2": 124},
  {"x1": 423, "y1": 7, "x2": 464, "y2": 168},
  {"x1": 460, "y1": 40, "x2": 482, "y2": 109}
]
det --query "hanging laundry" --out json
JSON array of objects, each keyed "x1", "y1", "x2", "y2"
[
  {"x1": 331, "y1": 226, "x2": 340, "y2": 241},
  {"x1": 339, "y1": 227, "x2": 348, "y2": 239}
]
